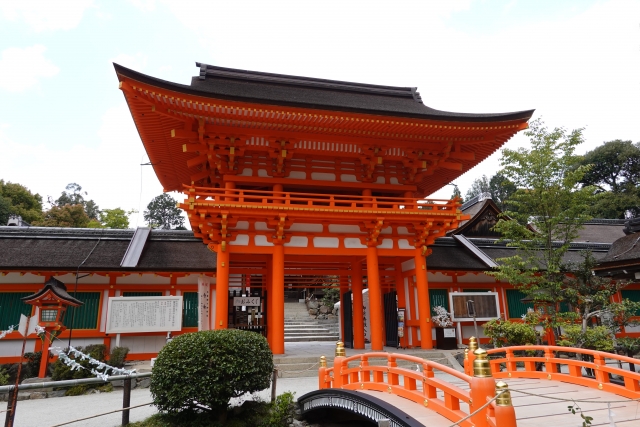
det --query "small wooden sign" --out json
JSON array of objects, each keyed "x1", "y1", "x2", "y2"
[{"x1": 233, "y1": 296, "x2": 261, "y2": 307}]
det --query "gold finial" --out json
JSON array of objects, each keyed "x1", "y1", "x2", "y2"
[
  {"x1": 319, "y1": 356, "x2": 327, "y2": 368},
  {"x1": 495, "y1": 381, "x2": 512, "y2": 406},
  {"x1": 473, "y1": 348, "x2": 492, "y2": 378},
  {"x1": 335, "y1": 341, "x2": 346, "y2": 357},
  {"x1": 464, "y1": 348, "x2": 469, "y2": 360},
  {"x1": 468, "y1": 337, "x2": 478, "y2": 352}
]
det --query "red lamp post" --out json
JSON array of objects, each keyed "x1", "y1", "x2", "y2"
[{"x1": 22, "y1": 277, "x2": 83, "y2": 378}]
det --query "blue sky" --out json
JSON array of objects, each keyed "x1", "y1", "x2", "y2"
[{"x1": 1, "y1": 0, "x2": 639, "y2": 226}]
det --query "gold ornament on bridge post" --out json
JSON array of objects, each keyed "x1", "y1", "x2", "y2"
[
  {"x1": 495, "y1": 381, "x2": 512, "y2": 406},
  {"x1": 473, "y1": 348, "x2": 492, "y2": 378},
  {"x1": 335, "y1": 341, "x2": 346, "y2": 357}
]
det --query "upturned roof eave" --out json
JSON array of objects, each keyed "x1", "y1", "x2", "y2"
[{"x1": 114, "y1": 63, "x2": 535, "y2": 124}]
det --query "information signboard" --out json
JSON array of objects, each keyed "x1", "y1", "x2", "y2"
[
  {"x1": 106, "y1": 296, "x2": 183, "y2": 333},
  {"x1": 233, "y1": 296, "x2": 261, "y2": 307},
  {"x1": 449, "y1": 292, "x2": 500, "y2": 322}
]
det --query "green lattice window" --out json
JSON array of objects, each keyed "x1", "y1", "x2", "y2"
[
  {"x1": 65, "y1": 292, "x2": 101, "y2": 329},
  {"x1": 183, "y1": 292, "x2": 198, "y2": 327},
  {"x1": 122, "y1": 292, "x2": 163, "y2": 297},
  {"x1": 506, "y1": 289, "x2": 534, "y2": 319},
  {"x1": 429, "y1": 289, "x2": 449, "y2": 311},
  {"x1": 0, "y1": 293, "x2": 32, "y2": 330}
]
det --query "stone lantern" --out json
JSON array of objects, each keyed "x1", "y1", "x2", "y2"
[{"x1": 22, "y1": 277, "x2": 83, "y2": 378}]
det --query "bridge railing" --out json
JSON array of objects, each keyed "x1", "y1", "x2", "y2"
[
  {"x1": 486, "y1": 345, "x2": 640, "y2": 399},
  {"x1": 319, "y1": 341, "x2": 516, "y2": 427}
]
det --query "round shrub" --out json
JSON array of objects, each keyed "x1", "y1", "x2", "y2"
[
  {"x1": 151, "y1": 329, "x2": 274, "y2": 414},
  {"x1": 483, "y1": 319, "x2": 537, "y2": 347}
]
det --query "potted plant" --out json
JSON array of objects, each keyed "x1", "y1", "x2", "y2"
[{"x1": 433, "y1": 306, "x2": 457, "y2": 350}]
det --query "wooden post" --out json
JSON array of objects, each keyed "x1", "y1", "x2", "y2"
[
  {"x1": 351, "y1": 260, "x2": 365, "y2": 349},
  {"x1": 366, "y1": 245, "x2": 383, "y2": 351},
  {"x1": 215, "y1": 244, "x2": 229, "y2": 329},
  {"x1": 271, "y1": 368, "x2": 278, "y2": 403},
  {"x1": 122, "y1": 377, "x2": 132, "y2": 426},
  {"x1": 414, "y1": 247, "x2": 433, "y2": 349},
  {"x1": 272, "y1": 243, "x2": 285, "y2": 354},
  {"x1": 38, "y1": 332, "x2": 51, "y2": 378}
]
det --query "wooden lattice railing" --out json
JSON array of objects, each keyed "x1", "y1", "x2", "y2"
[
  {"x1": 183, "y1": 185, "x2": 460, "y2": 213},
  {"x1": 486, "y1": 345, "x2": 640, "y2": 399},
  {"x1": 318, "y1": 342, "x2": 517, "y2": 427}
]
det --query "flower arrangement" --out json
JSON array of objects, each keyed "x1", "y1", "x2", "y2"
[{"x1": 432, "y1": 306, "x2": 453, "y2": 327}]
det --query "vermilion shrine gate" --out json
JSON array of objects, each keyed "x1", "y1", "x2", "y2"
[{"x1": 115, "y1": 63, "x2": 533, "y2": 354}]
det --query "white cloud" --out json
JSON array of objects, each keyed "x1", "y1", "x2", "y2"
[
  {"x1": 0, "y1": 0, "x2": 93, "y2": 32},
  {"x1": 0, "y1": 45, "x2": 59, "y2": 92},
  {"x1": 128, "y1": 0, "x2": 156, "y2": 12},
  {"x1": 110, "y1": 53, "x2": 148, "y2": 72},
  {"x1": 0, "y1": 104, "x2": 179, "y2": 227}
]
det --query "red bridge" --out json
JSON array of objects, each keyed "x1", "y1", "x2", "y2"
[{"x1": 299, "y1": 340, "x2": 640, "y2": 426}]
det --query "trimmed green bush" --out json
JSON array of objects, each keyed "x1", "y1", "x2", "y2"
[
  {"x1": 483, "y1": 319, "x2": 537, "y2": 348},
  {"x1": 151, "y1": 330, "x2": 274, "y2": 414},
  {"x1": 109, "y1": 346, "x2": 130, "y2": 368}
]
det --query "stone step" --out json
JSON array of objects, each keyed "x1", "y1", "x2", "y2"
[
  {"x1": 285, "y1": 336, "x2": 339, "y2": 342},
  {"x1": 273, "y1": 354, "x2": 453, "y2": 378}
]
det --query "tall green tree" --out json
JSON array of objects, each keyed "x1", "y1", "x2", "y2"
[
  {"x1": 99, "y1": 208, "x2": 135, "y2": 229},
  {"x1": 55, "y1": 183, "x2": 100, "y2": 220},
  {"x1": 580, "y1": 140, "x2": 640, "y2": 218},
  {"x1": 144, "y1": 194, "x2": 185, "y2": 229},
  {"x1": 487, "y1": 119, "x2": 596, "y2": 334},
  {"x1": 465, "y1": 173, "x2": 517, "y2": 211},
  {"x1": 0, "y1": 180, "x2": 44, "y2": 224},
  {"x1": 34, "y1": 204, "x2": 91, "y2": 228}
]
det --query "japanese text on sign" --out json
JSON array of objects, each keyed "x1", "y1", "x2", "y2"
[
  {"x1": 106, "y1": 296, "x2": 183, "y2": 333},
  {"x1": 233, "y1": 296, "x2": 261, "y2": 307}
]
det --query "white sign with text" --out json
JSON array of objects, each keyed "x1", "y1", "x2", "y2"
[{"x1": 106, "y1": 296, "x2": 183, "y2": 333}]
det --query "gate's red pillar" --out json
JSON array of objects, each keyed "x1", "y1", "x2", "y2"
[
  {"x1": 266, "y1": 261, "x2": 273, "y2": 347},
  {"x1": 366, "y1": 245, "x2": 384, "y2": 351},
  {"x1": 414, "y1": 247, "x2": 433, "y2": 348},
  {"x1": 215, "y1": 245, "x2": 230, "y2": 329},
  {"x1": 272, "y1": 243, "x2": 285, "y2": 354},
  {"x1": 351, "y1": 260, "x2": 365, "y2": 349}
]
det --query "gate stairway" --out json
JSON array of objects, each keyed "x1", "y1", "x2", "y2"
[
  {"x1": 284, "y1": 302, "x2": 339, "y2": 344},
  {"x1": 274, "y1": 350, "x2": 453, "y2": 378}
]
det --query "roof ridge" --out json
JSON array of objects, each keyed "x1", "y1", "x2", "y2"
[{"x1": 196, "y1": 62, "x2": 418, "y2": 99}]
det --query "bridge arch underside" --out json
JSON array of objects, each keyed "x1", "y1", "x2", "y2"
[
  {"x1": 299, "y1": 389, "x2": 424, "y2": 427},
  {"x1": 219, "y1": 248, "x2": 432, "y2": 354}
]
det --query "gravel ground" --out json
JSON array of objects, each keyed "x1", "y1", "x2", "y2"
[{"x1": 0, "y1": 376, "x2": 320, "y2": 427}]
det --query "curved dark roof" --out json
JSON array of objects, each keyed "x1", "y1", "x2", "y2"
[
  {"x1": 22, "y1": 277, "x2": 83, "y2": 306},
  {"x1": 114, "y1": 63, "x2": 534, "y2": 123},
  {"x1": 0, "y1": 227, "x2": 216, "y2": 272}
]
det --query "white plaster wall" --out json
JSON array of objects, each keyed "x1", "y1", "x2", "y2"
[
  {"x1": 116, "y1": 274, "x2": 170, "y2": 285},
  {"x1": 230, "y1": 234, "x2": 250, "y2": 245},
  {"x1": 54, "y1": 273, "x2": 110, "y2": 284},
  {"x1": 0, "y1": 340, "x2": 36, "y2": 357},
  {"x1": 255, "y1": 235, "x2": 274, "y2": 246},
  {"x1": 118, "y1": 335, "x2": 166, "y2": 353},
  {"x1": 313, "y1": 237, "x2": 339, "y2": 248},
  {"x1": 427, "y1": 272, "x2": 453, "y2": 283},
  {"x1": 1, "y1": 273, "x2": 45, "y2": 284},
  {"x1": 456, "y1": 273, "x2": 497, "y2": 283},
  {"x1": 284, "y1": 236, "x2": 308, "y2": 247},
  {"x1": 177, "y1": 275, "x2": 202, "y2": 285},
  {"x1": 69, "y1": 338, "x2": 104, "y2": 348},
  {"x1": 289, "y1": 223, "x2": 323, "y2": 233},
  {"x1": 402, "y1": 259, "x2": 415, "y2": 272},
  {"x1": 328, "y1": 224, "x2": 362, "y2": 234}
]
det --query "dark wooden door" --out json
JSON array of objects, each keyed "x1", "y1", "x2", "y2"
[
  {"x1": 342, "y1": 291, "x2": 353, "y2": 348},
  {"x1": 384, "y1": 291, "x2": 398, "y2": 347}
]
